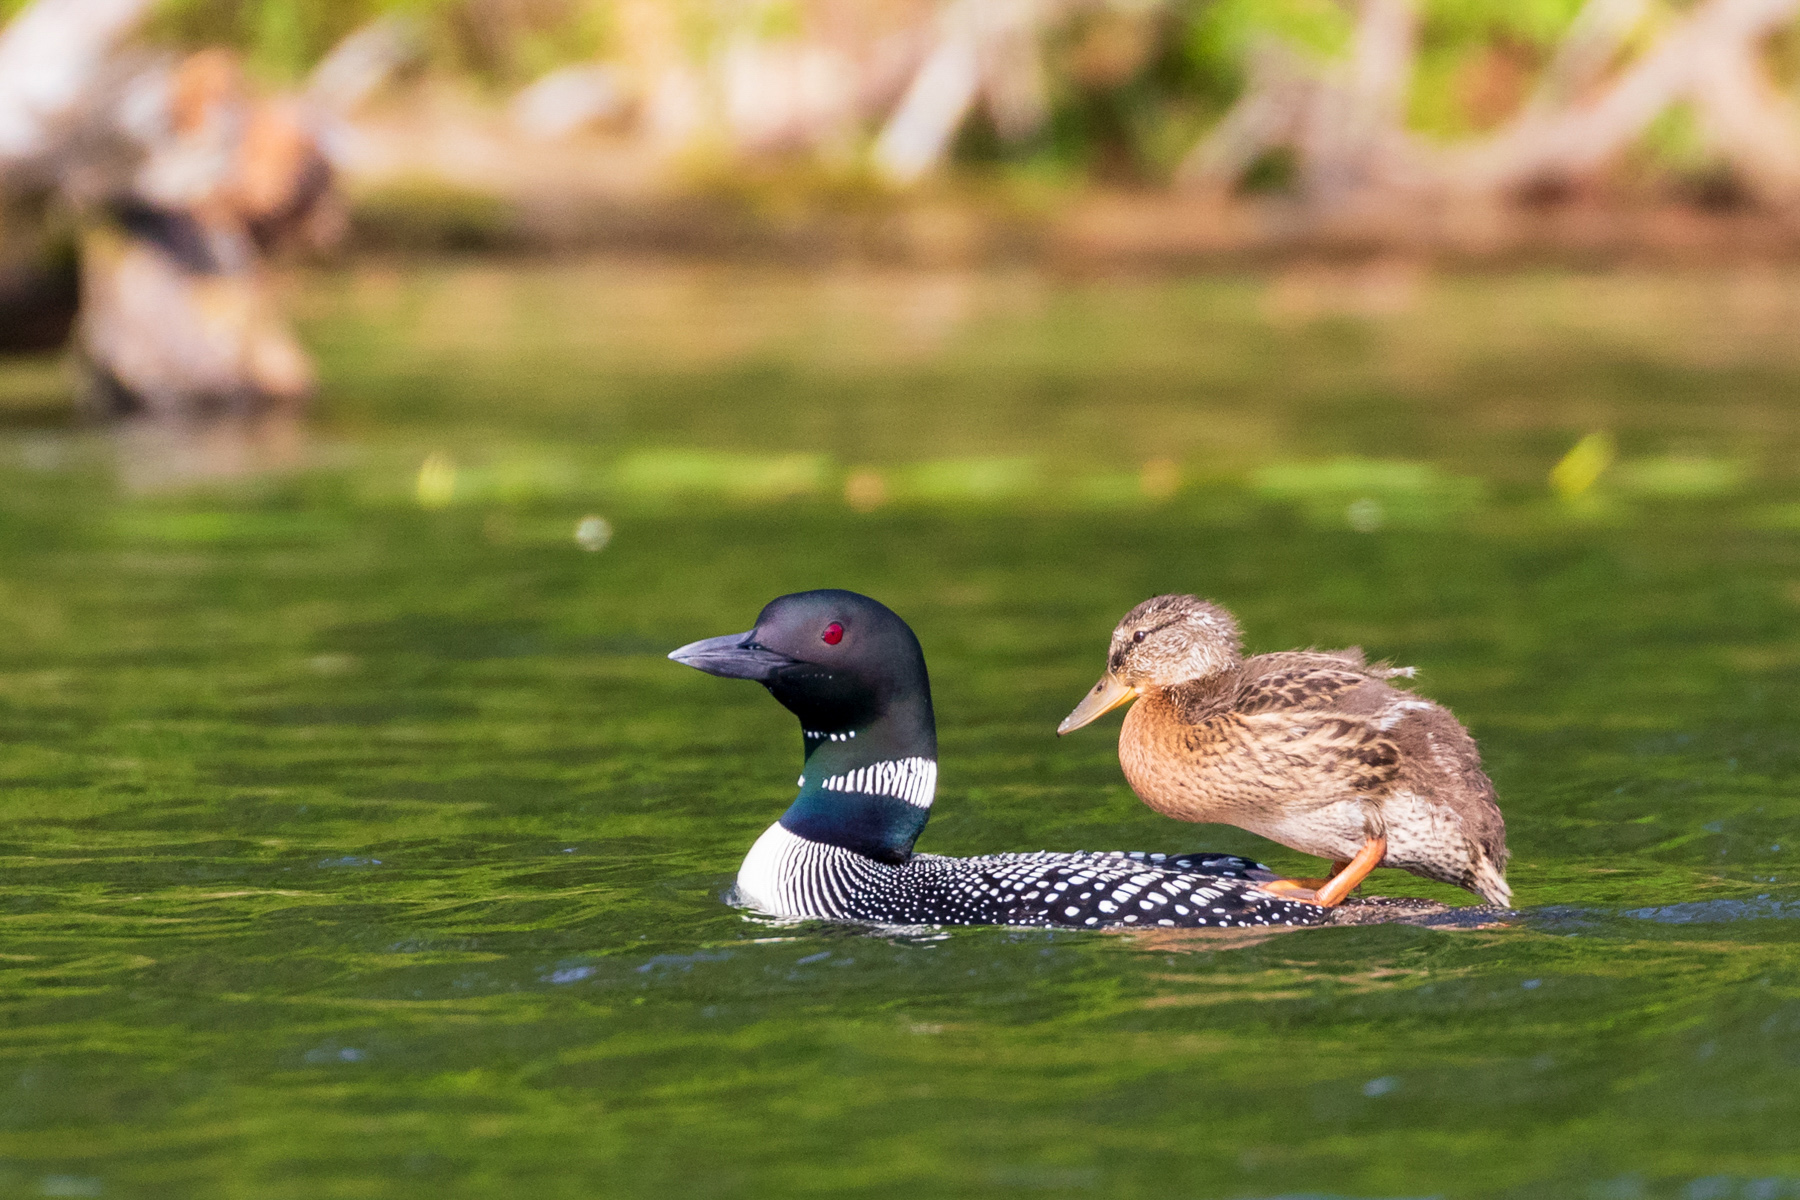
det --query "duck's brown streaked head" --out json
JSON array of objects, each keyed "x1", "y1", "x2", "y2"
[{"x1": 1057, "y1": 594, "x2": 1243, "y2": 734}]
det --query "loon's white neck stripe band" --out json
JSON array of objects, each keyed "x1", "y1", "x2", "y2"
[{"x1": 816, "y1": 756, "x2": 937, "y2": 809}]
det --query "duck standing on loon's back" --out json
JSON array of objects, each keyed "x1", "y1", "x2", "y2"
[
  {"x1": 668, "y1": 589, "x2": 1331, "y2": 929},
  {"x1": 1058, "y1": 594, "x2": 1511, "y2": 908}
]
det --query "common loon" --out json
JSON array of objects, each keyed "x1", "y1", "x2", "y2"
[
  {"x1": 668, "y1": 589, "x2": 1329, "y2": 929},
  {"x1": 1058, "y1": 593, "x2": 1511, "y2": 907}
]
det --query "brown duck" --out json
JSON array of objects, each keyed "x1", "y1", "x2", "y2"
[{"x1": 1057, "y1": 595, "x2": 1510, "y2": 908}]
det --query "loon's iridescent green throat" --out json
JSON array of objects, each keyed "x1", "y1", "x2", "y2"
[{"x1": 668, "y1": 589, "x2": 937, "y2": 862}]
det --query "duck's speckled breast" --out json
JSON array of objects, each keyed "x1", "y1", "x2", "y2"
[{"x1": 1118, "y1": 691, "x2": 1375, "y2": 862}]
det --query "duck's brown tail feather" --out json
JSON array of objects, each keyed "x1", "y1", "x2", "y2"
[{"x1": 1468, "y1": 846, "x2": 1512, "y2": 908}]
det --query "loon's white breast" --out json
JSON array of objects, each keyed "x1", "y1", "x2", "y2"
[{"x1": 734, "y1": 821, "x2": 890, "y2": 919}]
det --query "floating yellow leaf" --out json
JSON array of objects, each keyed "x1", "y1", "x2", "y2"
[
  {"x1": 416, "y1": 453, "x2": 457, "y2": 509},
  {"x1": 1550, "y1": 432, "x2": 1614, "y2": 500}
]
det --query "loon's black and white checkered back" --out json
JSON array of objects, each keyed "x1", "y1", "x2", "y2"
[
  {"x1": 853, "y1": 849, "x2": 1325, "y2": 928},
  {"x1": 735, "y1": 825, "x2": 1326, "y2": 929}
]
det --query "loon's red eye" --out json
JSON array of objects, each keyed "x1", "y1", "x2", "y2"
[{"x1": 822, "y1": 622, "x2": 844, "y2": 645}]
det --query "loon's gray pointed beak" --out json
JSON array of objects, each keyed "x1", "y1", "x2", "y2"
[{"x1": 668, "y1": 631, "x2": 800, "y2": 681}]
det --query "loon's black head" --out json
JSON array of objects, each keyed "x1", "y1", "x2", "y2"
[{"x1": 669, "y1": 589, "x2": 937, "y2": 863}]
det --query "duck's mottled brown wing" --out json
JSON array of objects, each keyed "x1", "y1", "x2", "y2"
[
  {"x1": 1236, "y1": 709, "x2": 1404, "y2": 795},
  {"x1": 1227, "y1": 663, "x2": 1410, "y2": 795},
  {"x1": 1234, "y1": 660, "x2": 1392, "y2": 717}
]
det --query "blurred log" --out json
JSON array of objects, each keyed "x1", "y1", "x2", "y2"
[
  {"x1": 874, "y1": 0, "x2": 1059, "y2": 184},
  {"x1": 1180, "y1": 0, "x2": 1800, "y2": 214},
  {"x1": 1174, "y1": 42, "x2": 1313, "y2": 192},
  {"x1": 719, "y1": 36, "x2": 858, "y2": 153},
  {"x1": 511, "y1": 64, "x2": 629, "y2": 142},
  {"x1": 74, "y1": 50, "x2": 326, "y2": 419},
  {"x1": 1176, "y1": 0, "x2": 1419, "y2": 206},
  {"x1": 1455, "y1": 0, "x2": 1800, "y2": 200},
  {"x1": 1687, "y1": 2, "x2": 1800, "y2": 200},
  {"x1": 978, "y1": 0, "x2": 1053, "y2": 143},
  {"x1": 1, "y1": 1, "x2": 336, "y2": 405},
  {"x1": 1298, "y1": 0, "x2": 1417, "y2": 204},
  {"x1": 78, "y1": 218, "x2": 311, "y2": 419},
  {"x1": 307, "y1": 16, "x2": 420, "y2": 118},
  {"x1": 1520, "y1": 0, "x2": 1648, "y2": 115},
  {"x1": 0, "y1": 0, "x2": 151, "y2": 169},
  {"x1": 873, "y1": 3, "x2": 983, "y2": 183}
]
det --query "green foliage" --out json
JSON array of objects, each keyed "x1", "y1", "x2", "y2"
[
  {"x1": 1641, "y1": 101, "x2": 1716, "y2": 171},
  {"x1": 146, "y1": 0, "x2": 410, "y2": 81},
  {"x1": 1407, "y1": 0, "x2": 1585, "y2": 139},
  {"x1": 141, "y1": 0, "x2": 614, "y2": 84},
  {"x1": 1420, "y1": 0, "x2": 1587, "y2": 47},
  {"x1": 1185, "y1": 0, "x2": 1356, "y2": 77}
]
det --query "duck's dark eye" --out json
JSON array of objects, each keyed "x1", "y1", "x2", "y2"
[
  {"x1": 822, "y1": 622, "x2": 844, "y2": 645},
  {"x1": 1133, "y1": 630, "x2": 1147, "y2": 643}
]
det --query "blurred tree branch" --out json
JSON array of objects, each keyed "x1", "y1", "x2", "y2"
[
  {"x1": 0, "y1": 0, "x2": 151, "y2": 170},
  {"x1": 1178, "y1": 0, "x2": 1800, "y2": 211}
]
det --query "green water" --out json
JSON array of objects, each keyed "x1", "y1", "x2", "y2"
[{"x1": 1, "y1": 263, "x2": 1798, "y2": 1199}]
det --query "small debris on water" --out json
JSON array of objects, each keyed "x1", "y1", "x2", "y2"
[
  {"x1": 39, "y1": 1177, "x2": 102, "y2": 1198},
  {"x1": 844, "y1": 469, "x2": 886, "y2": 512},
  {"x1": 303, "y1": 1045, "x2": 367, "y2": 1064},
  {"x1": 575, "y1": 515, "x2": 612, "y2": 551},
  {"x1": 1346, "y1": 497, "x2": 1384, "y2": 532}
]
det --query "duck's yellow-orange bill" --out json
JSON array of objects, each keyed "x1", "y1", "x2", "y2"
[{"x1": 1056, "y1": 675, "x2": 1141, "y2": 735}]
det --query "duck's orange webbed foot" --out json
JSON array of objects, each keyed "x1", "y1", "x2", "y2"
[
  {"x1": 1258, "y1": 877, "x2": 1332, "y2": 900},
  {"x1": 1261, "y1": 839, "x2": 1387, "y2": 908}
]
